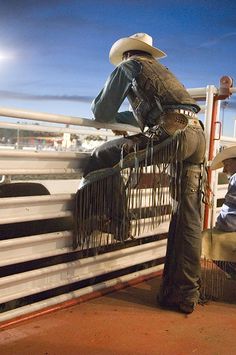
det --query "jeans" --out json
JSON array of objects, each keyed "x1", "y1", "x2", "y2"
[{"x1": 83, "y1": 125, "x2": 205, "y2": 175}]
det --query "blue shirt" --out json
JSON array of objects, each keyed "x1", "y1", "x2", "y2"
[{"x1": 215, "y1": 173, "x2": 236, "y2": 232}]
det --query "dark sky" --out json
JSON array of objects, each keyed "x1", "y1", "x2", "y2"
[{"x1": 0, "y1": 0, "x2": 235, "y2": 134}]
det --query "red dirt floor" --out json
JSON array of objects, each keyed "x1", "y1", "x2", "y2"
[{"x1": 0, "y1": 276, "x2": 236, "y2": 355}]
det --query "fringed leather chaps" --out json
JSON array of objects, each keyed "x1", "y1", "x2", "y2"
[
  {"x1": 74, "y1": 121, "x2": 206, "y2": 305},
  {"x1": 74, "y1": 129, "x2": 182, "y2": 250}
]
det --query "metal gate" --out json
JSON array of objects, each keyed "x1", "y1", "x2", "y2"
[{"x1": 0, "y1": 78, "x2": 235, "y2": 324}]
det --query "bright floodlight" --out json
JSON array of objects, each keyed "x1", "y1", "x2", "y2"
[{"x1": 0, "y1": 51, "x2": 13, "y2": 61}]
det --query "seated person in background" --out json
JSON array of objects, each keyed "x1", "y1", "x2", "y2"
[
  {"x1": 210, "y1": 145, "x2": 236, "y2": 278},
  {"x1": 212, "y1": 146, "x2": 236, "y2": 232}
]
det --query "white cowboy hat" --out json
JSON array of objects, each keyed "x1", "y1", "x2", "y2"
[
  {"x1": 211, "y1": 145, "x2": 236, "y2": 170},
  {"x1": 109, "y1": 33, "x2": 167, "y2": 66}
]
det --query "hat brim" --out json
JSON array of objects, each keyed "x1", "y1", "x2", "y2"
[
  {"x1": 109, "y1": 37, "x2": 166, "y2": 66},
  {"x1": 211, "y1": 146, "x2": 236, "y2": 170}
]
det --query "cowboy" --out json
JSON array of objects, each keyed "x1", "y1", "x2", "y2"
[
  {"x1": 75, "y1": 33, "x2": 206, "y2": 314},
  {"x1": 211, "y1": 146, "x2": 236, "y2": 232},
  {"x1": 203, "y1": 146, "x2": 236, "y2": 280}
]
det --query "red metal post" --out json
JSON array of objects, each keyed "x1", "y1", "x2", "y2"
[{"x1": 203, "y1": 76, "x2": 233, "y2": 229}]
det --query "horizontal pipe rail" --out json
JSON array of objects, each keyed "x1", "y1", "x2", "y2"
[
  {"x1": 0, "y1": 150, "x2": 89, "y2": 174},
  {"x1": 220, "y1": 136, "x2": 236, "y2": 145},
  {"x1": 0, "y1": 121, "x2": 116, "y2": 138},
  {"x1": 0, "y1": 149, "x2": 88, "y2": 159},
  {"x1": 0, "y1": 231, "x2": 73, "y2": 267},
  {"x1": 0, "y1": 87, "x2": 212, "y2": 132},
  {"x1": 0, "y1": 168, "x2": 82, "y2": 175},
  {"x1": 0, "y1": 107, "x2": 140, "y2": 133},
  {"x1": 0, "y1": 194, "x2": 73, "y2": 224},
  {"x1": 0, "y1": 239, "x2": 167, "y2": 304},
  {"x1": 0, "y1": 264, "x2": 163, "y2": 323}
]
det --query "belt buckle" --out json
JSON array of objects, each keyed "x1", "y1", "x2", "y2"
[{"x1": 189, "y1": 118, "x2": 199, "y2": 127}]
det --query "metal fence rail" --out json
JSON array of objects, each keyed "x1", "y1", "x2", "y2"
[
  {"x1": 0, "y1": 132, "x2": 168, "y2": 323},
  {"x1": 0, "y1": 83, "x2": 235, "y2": 324}
]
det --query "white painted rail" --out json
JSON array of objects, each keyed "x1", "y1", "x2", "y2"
[
  {"x1": 0, "y1": 231, "x2": 73, "y2": 267},
  {"x1": 1, "y1": 83, "x2": 234, "y2": 325},
  {"x1": 0, "y1": 150, "x2": 89, "y2": 174},
  {"x1": 0, "y1": 107, "x2": 140, "y2": 133},
  {"x1": 0, "y1": 240, "x2": 166, "y2": 304},
  {"x1": 0, "y1": 264, "x2": 164, "y2": 323},
  {"x1": 0, "y1": 194, "x2": 73, "y2": 224}
]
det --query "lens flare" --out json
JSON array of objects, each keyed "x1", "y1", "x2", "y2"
[{"x1": 0, "y1": 51, "x2": 14, "y2": 61}]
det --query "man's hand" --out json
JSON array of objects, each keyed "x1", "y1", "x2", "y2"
[{"x1": 112, "y1": 130, "x2": 128, "y2": 137}]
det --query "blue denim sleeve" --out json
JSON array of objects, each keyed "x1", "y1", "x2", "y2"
[
  {"x1": 91, "y1": 60, "x2": 141, "y2": 125},
  {"x1": 225, "y1": 174, "x2": 236, "y2": 207},
  {"x1": 215, "y1": 174, "x2": 236, "y2": 232}
]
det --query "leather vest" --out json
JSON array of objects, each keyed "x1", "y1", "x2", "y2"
[{"x1": 127, "y1": 56, "x2": 200, "y2": 131}]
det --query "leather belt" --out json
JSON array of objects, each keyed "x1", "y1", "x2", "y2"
[
  {"x1": 171, "y1": 108, "x2": 198, "y2": 119},
  {"x1": 167, "y1": 109, "x2": 201, "y2": 127}
]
